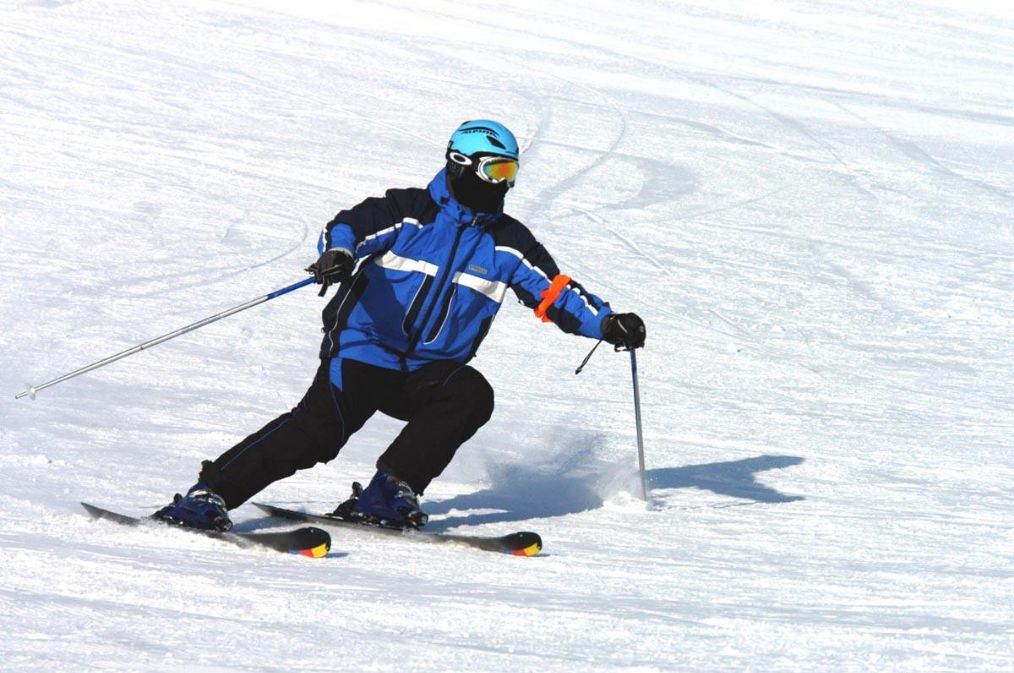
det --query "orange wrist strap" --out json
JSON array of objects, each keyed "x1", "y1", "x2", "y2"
[{"x1": 534, "y1": 274, "x2": 572, "y2": 323}]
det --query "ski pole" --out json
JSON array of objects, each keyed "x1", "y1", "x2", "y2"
[
  {"x1": 630, "y1": 349, "x2": 648, "y2": 500},
  {"x1": 575, "y1": 340, "x2": 647, "y2": 498},
  {"x1": 15, "y1": 276, "x2": 316, "y2": 400}
]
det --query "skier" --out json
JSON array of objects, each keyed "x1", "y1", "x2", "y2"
[{"x1": 156, "y1": 120, "x2": 646, "y2": 531}]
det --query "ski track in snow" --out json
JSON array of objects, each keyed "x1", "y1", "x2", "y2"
[{"x1": 2, "y1": 1, "x2": 1013, "y2": 671}]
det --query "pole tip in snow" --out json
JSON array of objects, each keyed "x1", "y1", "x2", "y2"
[{"x1": 15, "y1": 384, "x2": 37, "y2": 401}]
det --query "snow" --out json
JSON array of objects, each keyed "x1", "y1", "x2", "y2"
[{"x1": 1, "y1": 0, "x2": 1012, "y2": 671}]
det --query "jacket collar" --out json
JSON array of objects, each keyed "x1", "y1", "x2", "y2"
[{"x1": 428, "y1": 168, "x2": 502, "y2": 227}]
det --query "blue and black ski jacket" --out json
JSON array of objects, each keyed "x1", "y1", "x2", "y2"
[{"x1": 318, "y1": 169, "x2": 612, "y2": 387}]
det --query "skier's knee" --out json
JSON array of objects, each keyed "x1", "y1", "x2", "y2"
[
  {"x1": 472, "y1": 377, "x2": 494, "y2": 426},
  {"x1": 449, "y1": 367, "x2": 494, "y2": 427}
]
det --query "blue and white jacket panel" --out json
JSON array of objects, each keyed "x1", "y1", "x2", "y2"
[{"x1": 318, "y1": 169, "x2": 611, "y2": 377}]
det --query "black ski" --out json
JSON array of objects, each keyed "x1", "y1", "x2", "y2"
[
  {"x1": 252, "y1": 502, "x2": 543, "y2": 556},
  {"x1": 81, "y1": 502, "x2": 332, "y2": 557}
]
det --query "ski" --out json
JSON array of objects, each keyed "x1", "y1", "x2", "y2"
[
  {"x1": 252, "y1": 502, "x2": 543, "y2": 556},
  {"x1": 80, "y1": 502, "x2": 332, "y2": 558}
]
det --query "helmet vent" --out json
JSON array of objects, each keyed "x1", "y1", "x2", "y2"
[{"x1": 448, "y1": 120, "x2": 519, "y2": 161}]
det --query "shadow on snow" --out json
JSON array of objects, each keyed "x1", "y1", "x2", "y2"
[
  {"x1": 425, "y1": 454, "x2": 804, "y2": 531},
  {"x1": 648, "y1": 455, "x2": 805, "y2": 504}
]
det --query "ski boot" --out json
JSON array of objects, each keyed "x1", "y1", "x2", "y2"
[
  {"x1": 333, "y1": 469, "x2": 428, "y2": 529},
  {"x1": 154, "y1": 483, "x2": 233, "y2": 531}
]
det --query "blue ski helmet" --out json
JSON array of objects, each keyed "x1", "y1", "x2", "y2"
[{"x1": 446, "y1": 120, "x2": 519, "y2": 161}]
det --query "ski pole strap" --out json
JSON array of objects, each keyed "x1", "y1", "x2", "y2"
[
  {"x1": 574, "y1": 339, "x2": 603, "y2": 375},
  {"x1": 534, "y1": 274, "x2": 571, "y2": 323}
]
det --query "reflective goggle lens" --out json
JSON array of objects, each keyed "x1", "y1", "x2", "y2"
[{"x1": 479, "y1": 157, "x2": 519, "y2": 184}]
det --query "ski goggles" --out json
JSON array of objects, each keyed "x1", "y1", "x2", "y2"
[{"x1": 448, "y1": 151, "x2": 519, "y2": 187}]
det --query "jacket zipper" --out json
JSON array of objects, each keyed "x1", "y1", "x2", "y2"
[{"x1": 401, "y1": 217, "x2": 471, "y2": 368}]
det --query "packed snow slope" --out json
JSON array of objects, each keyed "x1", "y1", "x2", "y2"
[{"x1": 2, "y1": 1, "x2": 1012, "y2": 671}]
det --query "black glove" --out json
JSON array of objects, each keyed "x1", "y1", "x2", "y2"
[
  {"x1": 306, "y1": 248, "x2": 354, "y2": 296},
  {"x1": 602, "y1": 313, "x2": 646, "y2": 350}
]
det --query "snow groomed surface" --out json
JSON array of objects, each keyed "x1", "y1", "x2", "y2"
[{"x1": 2, "y1": 1, "x2": 1012, "y2": 672}]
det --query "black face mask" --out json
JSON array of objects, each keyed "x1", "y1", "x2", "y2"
[{"x1": 448, "y1": 165, "x2": 509, "y2": 214}]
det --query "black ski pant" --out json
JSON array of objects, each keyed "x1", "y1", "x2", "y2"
[{"x1": 199, "y1": 358, "x2": 495, "y2": 509}]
